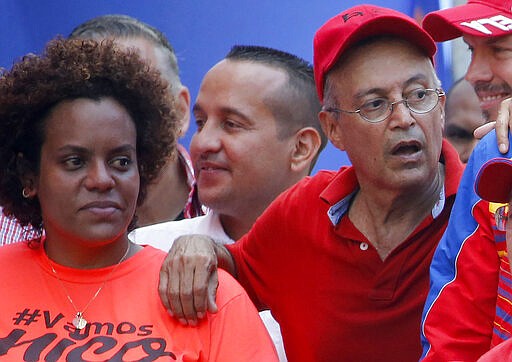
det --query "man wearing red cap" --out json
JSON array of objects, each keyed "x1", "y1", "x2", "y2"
[
  {"x1": 420, "y1": 1, "x2": 512, "y2": 360},
  {"x1": 158, "y1": 4, "x2": 464, "y2": 361}
]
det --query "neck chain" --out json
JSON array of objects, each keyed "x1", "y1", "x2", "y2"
[{"x1": 48, "y1": 242, "x2": 131, "y2": 330}]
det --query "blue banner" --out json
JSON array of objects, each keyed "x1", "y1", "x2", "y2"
[{"x1": 1, "y1": 0, "x2": 445, "y2": 172}]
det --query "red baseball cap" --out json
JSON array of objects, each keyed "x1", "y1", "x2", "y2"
[
  {"x1": 475, "y1": 157, "x2": 512, "y2": 203},
  {"x1": 313, "y1": 4, "x2": 436, "y2": 103},
  {"x1": 423, "y1": 0, "x2": 512, "y2": 42}
]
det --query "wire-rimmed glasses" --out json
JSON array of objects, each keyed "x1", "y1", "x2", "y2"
[{"x1": 323, "y1": 88, "x2": 445, "y2": 123}]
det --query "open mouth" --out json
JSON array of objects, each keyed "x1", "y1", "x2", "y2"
[{"x1": 391, "y1": 141, "x2": 421, "y2": 156}]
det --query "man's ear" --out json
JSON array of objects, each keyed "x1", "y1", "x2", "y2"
[
  {"x1": 290, "y1": 127, "x2": 322, "y2": 173},
  {"x1": 175, "y1": 86, "x2": 191, "y2": 138},
  {"x1": 319, "y1": 110, "x2": 345, "y2": 150}
]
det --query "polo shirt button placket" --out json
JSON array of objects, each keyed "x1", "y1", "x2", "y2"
[{"x1": 360, "y1": 242, "x2": 369, "y2": 251}]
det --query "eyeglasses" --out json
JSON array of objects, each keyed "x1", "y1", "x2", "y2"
[
  {"x1": 323, "y1": 88, "x2": 445, "y2": 123},
  {"x1": 495, "y1": 205, "x2": 509, "y2": 232}
]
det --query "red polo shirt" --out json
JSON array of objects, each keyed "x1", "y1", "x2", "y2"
[{"x1": 228, "y1": 140, "x2": 463, "y2": 362}]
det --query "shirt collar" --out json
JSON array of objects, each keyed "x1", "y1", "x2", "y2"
[{"x1": 323, "y1": 139, "x2": 462, "y2": 226}]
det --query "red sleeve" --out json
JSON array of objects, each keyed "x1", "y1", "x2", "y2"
[
  {"x1": 226, "y1": 178, "x2": 309, "y2": 311},
  {"x1": 422, "y1": 200, "x2": 500, "y2": 361}
]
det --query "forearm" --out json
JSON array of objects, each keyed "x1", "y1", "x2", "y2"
[{"x1": 213, "y1": 242, "x2": 237, "y2": 278}]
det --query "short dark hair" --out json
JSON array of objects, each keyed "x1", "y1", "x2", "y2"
[
  {"x1": 0, "y1": 38, "x2": 178, "y2": 233},
  {"x1": 226, "y1": 45, "x2": 327, "y2": 163},
  {"x1": 69, "y1": 14, "x2": 181, "y2": 89}
]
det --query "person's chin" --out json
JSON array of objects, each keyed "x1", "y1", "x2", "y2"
[{"x1": 79, "y1": 221, "x2": 127, "y2": 242}]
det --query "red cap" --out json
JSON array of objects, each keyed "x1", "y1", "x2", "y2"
[
  {"x1": 475, "y1": 157, "x2": 512, "y2": 203},
  {"x1": 313, "y1": 4, "x2": 436, "y2": 103},
  {"x1": 423, "y1": 0, "x2": 512, "y2": 42}
]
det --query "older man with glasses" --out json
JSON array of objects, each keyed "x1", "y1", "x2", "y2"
[{"x1": 155, "y1": 4, "x2": 464, "y2": 361}]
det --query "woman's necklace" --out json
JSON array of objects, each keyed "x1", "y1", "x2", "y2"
[{"x1": 48, "y1": 242, "x2": 131, "y2": 330}]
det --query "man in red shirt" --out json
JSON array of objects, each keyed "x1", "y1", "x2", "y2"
[{"x1": 159, "y1": 4, "x2": 464, "y2": 361}]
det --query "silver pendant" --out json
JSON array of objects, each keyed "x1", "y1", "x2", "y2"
[{"x1": 72, "y1": 312, "x2": 87, "y2": 330}]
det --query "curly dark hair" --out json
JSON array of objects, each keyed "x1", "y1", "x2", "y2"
[{"x1": 0, "y1": 37, "x2": 178, "y2": 233}]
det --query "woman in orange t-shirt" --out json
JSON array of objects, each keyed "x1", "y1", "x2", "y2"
[{"x1": 0, "y1": 37, "x2": 277, "y2": 362}]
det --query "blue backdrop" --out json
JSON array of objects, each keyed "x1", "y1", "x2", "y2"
[{"x1": 1, "y1": 0, "x2": 447, "y2": 174}]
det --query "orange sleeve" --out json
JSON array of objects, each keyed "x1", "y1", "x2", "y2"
[{"x1": 206, "y1": 270, "x2": 279, "y2": 361}]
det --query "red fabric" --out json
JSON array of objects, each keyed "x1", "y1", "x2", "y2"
[
  {"x1": 492, "y1": 255, "x2": 512, "y2": 347},
  {"x1": 478, "y1": 337, "x2": 512, "y2": 361},
  {"x1": 476, "y1": 157, "x2": 512, "y2": 203},
  {"x1": 423, "y1": 0, "x2": 512, "y2": 42},
  {"x1": 419, "y1": 134, "x2": 511, "y2": 361},
  {"x1": 422, "y1": 199, "x2": 500, "y2": 361},
  {"x1": 0, "y1": 243, "x2": 277, "y2": 361},
  {"x1": 313, "y1": 4, "x2": 436, "y2": 102},
  {"x1": 228, "y1": 140, "x2": 463, "y2": 362}
]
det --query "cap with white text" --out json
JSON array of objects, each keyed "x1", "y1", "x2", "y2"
[
  {"x1": 423, "y1": 0, "x2": 512, "y2": 42},
  {"x1": 313, "y1": 4, "x2": 436, "y2": 103},
  {"x1": 475, "y1": 157, "x2": 512, "y2": 203}
]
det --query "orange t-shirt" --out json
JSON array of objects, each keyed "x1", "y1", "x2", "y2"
[{"x1": 0, "y1": 243, "x2": 277, "y2": 361}]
